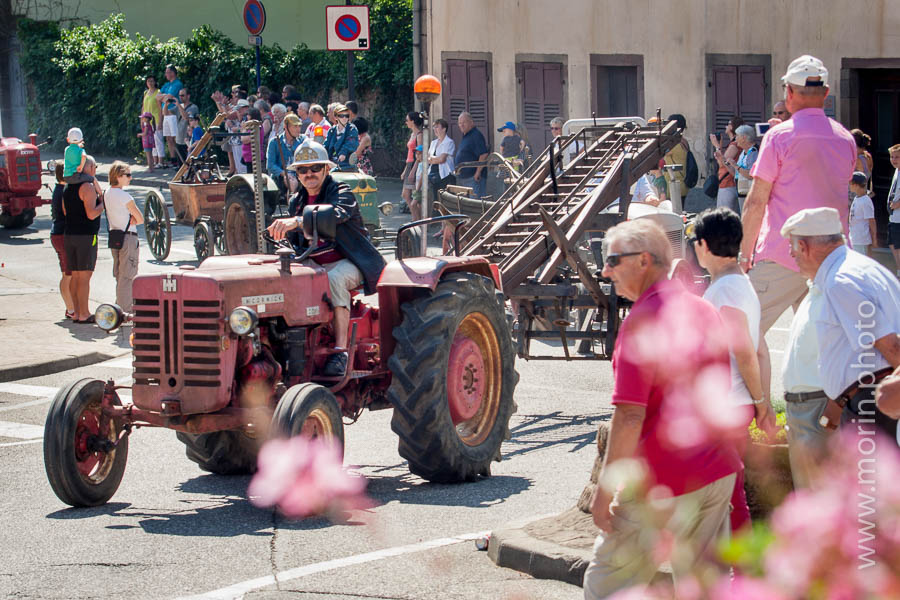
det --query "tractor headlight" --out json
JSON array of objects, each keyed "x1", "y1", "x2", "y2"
[
  {"x1": 378, "y1": 201, "x2": 394, "y2": 216},
  {"x1": 95, "y1": 304, "x2": 124, "y2": 332},
  {"x1": 228, "y1": 306, "x2": 258, "y2": 335}
]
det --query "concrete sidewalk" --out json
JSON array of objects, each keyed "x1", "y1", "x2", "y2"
[{"x1": 0, "y1": 283, "x2": 131, "y2": 382}]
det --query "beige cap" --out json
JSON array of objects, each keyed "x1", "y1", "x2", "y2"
[{"x1": 780, "y1": 207, "x2": 842, "y2": 238}]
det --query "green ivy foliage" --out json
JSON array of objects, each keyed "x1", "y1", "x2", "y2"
[{"x1": 18, "y1": 3, "x2": 412, "y2": 166}]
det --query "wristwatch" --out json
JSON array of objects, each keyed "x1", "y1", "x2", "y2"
[{"x1": 818, "y1": 415, "x2": 830, "y2": 427}]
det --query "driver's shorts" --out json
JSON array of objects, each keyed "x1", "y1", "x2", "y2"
[{"x1": 324, "y1": 259, "x2": 363, "y2": 309}]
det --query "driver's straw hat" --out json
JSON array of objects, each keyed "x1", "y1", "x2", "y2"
[{"x1": 289, "y1": 139, "x2": 336, "y2": 169}]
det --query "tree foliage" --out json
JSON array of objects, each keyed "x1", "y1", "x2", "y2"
[{"x1": 17, "y1": 2, "x2": 413, "y2": 168}]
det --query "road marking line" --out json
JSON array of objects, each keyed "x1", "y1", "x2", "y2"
[
  {"x1": 0, "y1": 383, "x2": 57, "y2": 397},
  {"x1": 176, "y1": 531, "x2": 488, "y2": 600},
  {"x1": 0, "y1": 439, "x2": 42, "y2": 448},
  {"x1": 0, "y1": 420, "x2": 44, "y2": 439}
]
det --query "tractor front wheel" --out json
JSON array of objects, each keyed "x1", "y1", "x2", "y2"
[
  {"x1": 388, "y1": 272, "x2": 517, "y2": 483},
  {"x1": 0, "y1": 208, "x2": 36, "y2": 229},
  {"x1": 271, "y1": 383, "x2": 345, "y2": 455},
  {"x1": 176, "y1": 431, "x2": 259, "y2": 475},
  {"x1": 43, "y1": 379, "x2": 129, "y2": 507}
]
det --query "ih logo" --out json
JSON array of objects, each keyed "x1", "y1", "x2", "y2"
[{"x1": 162, "y1": 277, "x2": 177, "y2": 293}]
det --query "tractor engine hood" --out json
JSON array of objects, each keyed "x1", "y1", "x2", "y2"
[{"x1": 134, "y1": 254, "x2": 331, "y2": 327}]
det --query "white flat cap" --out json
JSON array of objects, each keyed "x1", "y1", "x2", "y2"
[{"x1": 780, "y1": 207, "x2": 842, "y2": 238}]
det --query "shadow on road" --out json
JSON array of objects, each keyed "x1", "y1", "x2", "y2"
[
  {"x1": 503, "y1": 411, "x2": 609, "y2": 458},
  {"x1": 362, "y1": 470, "x2": 532, "y2": 509}
]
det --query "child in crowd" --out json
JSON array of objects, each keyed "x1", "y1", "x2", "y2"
[
  {"x1": 138, "y1": 112, "x2": 156, "y2": 171},
  {"x1": 412, "y1": 144, "x2": 424, "y2": 215},
  {"x1": 497, "y1": 121, "x2": 524, "y2": 166},
  {"x1": 63, "y1": 127, "x2": 92, "y2": 184},
  {"x1": 849, "y1": 170, "x2": 877, "y2": 256},
  {"x1": 187, "y1": 114, "x2": 204, "y2": 157}
]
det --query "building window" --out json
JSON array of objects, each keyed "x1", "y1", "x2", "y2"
[{"x1": 590, "y1": 55, "x2": 644, "y2": 119}]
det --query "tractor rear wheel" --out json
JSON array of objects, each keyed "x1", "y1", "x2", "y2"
[
  {"x1": 176, "y1": 431, "x2": 259, "y2": 475},
  {"x1": 0, "y1": 208, "x2": 36, "y2": 229},
  {"x1": 388, "y1": 272, "x2": 517, "y2": 483},
  {"x1": 223, "y1": 187, "x2": 258, "y2": 254},
  {"x1": 43, "y1": 379, "x2": 129, "y2": 507},
  {"x1": 271, "y1": 383, "x2": 345, "y2": 455}
]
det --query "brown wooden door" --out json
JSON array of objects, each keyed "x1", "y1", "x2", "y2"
[
  {"x1": 520, "y1": 62, "x2": 564, "y2": 151},
  {"x1": 592, "y1": 66, "x2": 639, "y2": 118},
  {"x1": 710, "y1": 65, "x2": 765, "y2": 136},
  {"x1": 443, "y1": 59, "x2": 492, "y2": 148}
]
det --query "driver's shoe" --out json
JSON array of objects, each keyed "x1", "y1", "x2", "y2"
[{"x1": 323, "y1": 351, "x2": 348, "y2": 377}]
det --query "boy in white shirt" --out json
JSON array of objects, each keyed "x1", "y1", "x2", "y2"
[{"x1": 849, "y1": 170, "x2": 876, "y2": 256}]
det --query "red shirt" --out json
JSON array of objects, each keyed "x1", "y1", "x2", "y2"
[
  {"x1": 611, "y1": 279, "x2": 740, "y2": 496},
  {"x1": 298, "y1": 193, "x2": 343, "y2": 265}
]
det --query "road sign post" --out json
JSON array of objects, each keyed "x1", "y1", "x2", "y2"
[{"x1": 243, "y1": 0, "x2": 266, "y2": 90}]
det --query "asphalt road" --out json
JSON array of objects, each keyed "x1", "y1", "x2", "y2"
[{"x1": 0, "y1": 174, "x2": 795, "y2": 599}]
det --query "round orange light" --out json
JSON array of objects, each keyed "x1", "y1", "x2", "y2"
[{"x1": 414, "y1": 74, "x2": 441, "y2": 96}]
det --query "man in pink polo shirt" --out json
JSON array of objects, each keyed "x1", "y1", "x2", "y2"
[
  {"x1": 740, "y1": 54, "x2": 856, "y2": 404},
  {"x1": 583, "y1": 220, "x2": 740, "y2": 599}
]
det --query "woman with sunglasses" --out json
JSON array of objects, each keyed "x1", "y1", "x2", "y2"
[
  {"x1": 323, "y1": 103, "x2": 359, "y2": 170},
  {"x1": 104, "y1": 161, "x2": 144, "y2": 313}
]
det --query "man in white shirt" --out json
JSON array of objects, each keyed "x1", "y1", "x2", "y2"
[
  {"x1": 782, "y1": 207, "x2": 900, "y2": 443},
  {"x1": 886, "y1": 144, "x2": 900, "y2": 278}
]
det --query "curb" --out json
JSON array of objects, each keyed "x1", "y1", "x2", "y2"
[
  {"x1": 488, "y1": 525, "x2": 591, "y2": 586},
  {"x1": 0, "y1": 349, "x2": 131, "y2": 383}
]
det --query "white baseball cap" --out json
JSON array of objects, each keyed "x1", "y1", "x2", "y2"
[
  {"x1": 781, "y1": 55, "x2": 828, "y2": 87},
  {"x1": 780, "y1": 207, "x2": 842, "y2": 238},
  {"x1": 67, "y1": 127, "x2": 83, "y2": 143},
  {"x1": 235, "y1": 99, "x2": 251, "y2": 108}
]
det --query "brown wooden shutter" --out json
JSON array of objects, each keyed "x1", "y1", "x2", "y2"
[
  {"x1": 711, "y1": 66, "x2": 738, "y2": 134},
  {"x1": 442, "y1": 59, "x2": 491, "y2": 148},
  {"x1": 738, "y1": 66, "x2": 765, "y2": 125},
  {"x1": 520, "y1": 62, "x2": 564, "y2": 150}
]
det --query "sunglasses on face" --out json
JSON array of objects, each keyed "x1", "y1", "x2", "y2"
[
  {"x1": 773, "y1": 110, "x2": 786, "y2": 116},
  {"x1": 337, "y1": 114, "x2": 350, "y2": 119},
  {"x1": 295, "y1": 164, "x2": 325, "y2": 175},
  {"x1": 551, "y1": 126, "x2": 562, "y2": 131},
  {"x1": 604, "y1": 252, "x2": 643, "y2": 267}
]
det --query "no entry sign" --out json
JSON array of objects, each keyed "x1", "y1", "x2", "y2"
[
  {"x1": 243, "y1": 0, "x2": 266, "y2": 36},
  {"x1": 326, "y1": 5, "x2": 370, "y2": 51}
]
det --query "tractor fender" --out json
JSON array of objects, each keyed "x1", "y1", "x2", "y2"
[
  {"x1": 376, "y1": 256, "x2": 504, "y2": 362},
  {"x1": 376, "y1": 255, "x2": 502, "y2": 293},
  {"x1": 225, "y1": 173, "x2": 278, "y2": 197}
]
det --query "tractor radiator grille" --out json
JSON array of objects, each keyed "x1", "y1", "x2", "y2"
[
  {"x1": 666, "y1": 228, "x2": 683, "y2": 259},
  {"x1": 14, "y1": 154, "x2": 41, "y2": 183},
  {"x1": 132, "y1": 298, "x2": 222, "y2": 389}
]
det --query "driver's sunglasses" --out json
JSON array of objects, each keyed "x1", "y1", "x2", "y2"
[
  {"x1": 295, "y1": 164, "x2": 325, "y2": 175},
  {"x1": 605, "y1": 252, "x2": 642, "y2": 267}
]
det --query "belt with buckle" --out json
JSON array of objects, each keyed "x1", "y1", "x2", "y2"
[
  {"x1": 784, "y1": 390, "x2": 828, "y2": 403},
  {"x1": 835, "y1": 367, "x2": 894, "y2": 409}
]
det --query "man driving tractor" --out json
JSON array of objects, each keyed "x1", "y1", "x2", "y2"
[{"x1": 267, "y1": 140, "x2": 386, "y2": 377}]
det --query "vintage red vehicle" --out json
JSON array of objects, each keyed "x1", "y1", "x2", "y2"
[
  {"x1": 43, "y1": 210, "x2": 518, "y2": 507},
  {"x1": 0, "y1": 134, "x2": 47, "y2": 229}
]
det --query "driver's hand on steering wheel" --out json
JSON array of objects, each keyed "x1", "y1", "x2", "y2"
[{"x1": 267, "y1": 217, "x2": 299, "y2": 241}]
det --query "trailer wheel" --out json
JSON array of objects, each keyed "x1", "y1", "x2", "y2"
[
  {"x1": 175, "y1": 431, "x2": 259, "y2": 475},
  {"x1": 143, "y1": 189, "x2": 171, "y2": 261},
  {"x1": 224, "y1": 187, "x2": 257, "y2": 254},
  {"x1": 0, "y1": 208, "x2": 36, "y2": 229},
  {"x1": 193, "y1": 221, "x2": 213, "y2": 262},
  {"x1": 388, "y1": 272, "x2": 517, "y2": 483},
  {"x1": 43, "y1": 379, "x2": 129, "y2": 507},
  {"x1": 271, "y1": 383, "x2": 345, "y2": 455}
]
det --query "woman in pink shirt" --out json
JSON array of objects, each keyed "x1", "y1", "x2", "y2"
[{"x1": 399, "y1": 111, "x2": 423, "y2": 213}]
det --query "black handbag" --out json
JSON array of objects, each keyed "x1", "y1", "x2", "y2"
[
  {"x1": 703, "y1": 171, "x2": 726, "y2": 199},
  {"x1": 108, "y1": 221, "x2": 130, "y2": 249}
]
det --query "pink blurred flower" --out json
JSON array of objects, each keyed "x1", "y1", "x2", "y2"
[
  {"x1": 709, "y1": 575, "x2": 789, "y2": 600},
  {"x1": 248, "y1": 436, "x2": 373, "y2": 519}
]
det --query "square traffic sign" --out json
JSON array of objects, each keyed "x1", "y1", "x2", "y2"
[{"x1": 326, "y1": 5, "x2": 370, "y2": 51}]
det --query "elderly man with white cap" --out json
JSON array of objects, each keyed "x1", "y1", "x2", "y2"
[
  {"x1": 740, "y1": 55, "x2": 857, "y2": 418},
  {"x1": 267, "y1": 139, "x2": 386, "y2": 376},
  {"x1": 782, "y1": 207, "x2": 900, "y2": 444}
]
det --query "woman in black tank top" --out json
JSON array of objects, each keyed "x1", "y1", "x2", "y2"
[{"x1": 62, "y1": 177, "x2": 103, "y2": 322}]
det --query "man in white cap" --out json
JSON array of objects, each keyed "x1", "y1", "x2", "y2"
[
  {"x1": 782, "y1": 207, "x2": 900, "y2": 444},
  {"x1": 740, "y1": 55, "x2": 857, "y2": 414},
  {"x1": 267, "y1": 140, "x2": 386, "y2": 376}
]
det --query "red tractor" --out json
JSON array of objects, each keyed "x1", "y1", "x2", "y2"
[
  {"x1": 0, "y1": 134, "x2": 47, "y2": 229},
  {"x1": 43, "y1": 211, "x2": 518, "y2": 507}
]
